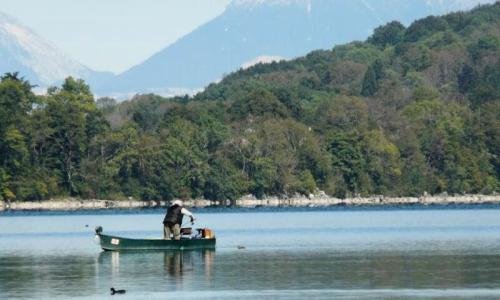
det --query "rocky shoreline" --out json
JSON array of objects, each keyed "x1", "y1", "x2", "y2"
[{"x1": 1, "y1": 194, "x2": 500, "y2": 212}]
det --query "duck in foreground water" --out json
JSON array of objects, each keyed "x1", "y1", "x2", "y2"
[{"x1": 110, "y1": 288, "x2": 126, "y2": 295}]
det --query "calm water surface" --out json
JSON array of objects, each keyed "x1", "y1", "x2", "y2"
[{"x1": 1, "y1": 206, "x2": 500, "y2": 299}]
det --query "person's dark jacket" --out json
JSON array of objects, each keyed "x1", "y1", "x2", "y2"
[{"x1": 163, "y1": 204, "x2": 183, "y2": 226}]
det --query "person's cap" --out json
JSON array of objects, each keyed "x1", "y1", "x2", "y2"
[{"x1": 172, "y1": 200, "x2": 183, "y2": 206}]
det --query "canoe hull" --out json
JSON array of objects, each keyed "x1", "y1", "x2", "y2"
[{"x1": 96, "y1": 233, "x2": 216, "y2": 251}]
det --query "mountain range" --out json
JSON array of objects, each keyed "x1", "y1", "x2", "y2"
[
  {"x1": 0, "y1": 11, "x2": 112, "y2": 90},
  {"x1": 0, "y1": 0, "x2": 495, "y2": 97}
]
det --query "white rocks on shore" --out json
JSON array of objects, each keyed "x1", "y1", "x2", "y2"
[
  {"x1": 234, "y1": 194, "x2": 500, "y2": 207},
  {"x1": 1, "y1": 194, "x2": 500, "y2": 211}
]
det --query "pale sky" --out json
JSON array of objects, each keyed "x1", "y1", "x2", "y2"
[{"x1": 0, "y1": 0, "x2": 231, "y2": 73}]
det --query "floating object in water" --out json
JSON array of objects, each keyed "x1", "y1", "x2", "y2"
[
  {"x1": 203, "y1": 228, "x2": 215, "y2": 239},
  {"x1": 95, "y1": 226, "x2": 216, "y2": 251},
  {"x1": 85, "y1": 224, "x2": 89, "y2": 227},
  {"x1": 110, "y1": 288, "x2": 126, "y2": 295},
  {"x1": 237, "y1": 245, "x2": 246, "y2": 250}
]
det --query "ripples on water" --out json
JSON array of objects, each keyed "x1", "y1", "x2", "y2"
[{"x1": 1, "y1": 206, "x2": 500, "y2": 299}]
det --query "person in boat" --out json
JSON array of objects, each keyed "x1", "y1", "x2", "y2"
[{"x1": 163, "y1": 200, "x2": 195, "y2": 240}]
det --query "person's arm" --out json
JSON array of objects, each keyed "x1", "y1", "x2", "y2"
[{"x1": 181, "y1": 208, "x2": 195, "y2": 223}]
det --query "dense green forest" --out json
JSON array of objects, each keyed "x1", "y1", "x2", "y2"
[{"x1": 0, "y1": 3, "x2": 499, "y2": 202}]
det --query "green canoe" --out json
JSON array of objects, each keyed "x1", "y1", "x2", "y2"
[{"x1": 95, "y1": 226, "x2": 216, "y2": 251}]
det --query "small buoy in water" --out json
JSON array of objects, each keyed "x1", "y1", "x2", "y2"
[
  {"x1": 85, "y1": 224, "x2": 89, "y2": 227},
  {"x1": 110, "y1": 288, "x2": 126, "y2": 295},
  {"x1": 237, "y1": 245, "x2": 246, "y2": 250}
]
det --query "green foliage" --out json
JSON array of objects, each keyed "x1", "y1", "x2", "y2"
[
  {"x1": 313, "y1": 96, "x2": 369, "y2": 132},
  {"x1": 0, "y1": 168, "x2": 10, "y2": 201},
  {"x1": 250, "y1": 157, "x2": 277, "y2": 198},
  {"x1": 402, "y1": 100, "x2": 494, "y2": 194},
  {"x1": 3, "y1": 127, "x2": 29, "y2": 173},
  {"x1": 368, "y1": 21, "x2": 405, "y2": 48},
  {"x1": 458, "y1": 64, "x2": 477, "y2": 94},
  {"x1": 327, "y1": 131, "x2": 365, "y2": 196},
  {"x1": 404, "y1": 15, "x2": 449, "y2": 43},
  {"x1": 468, "y1": 35, "x2": 499, "y2": 62},
  {"x1": 364, "y1": 130, "x2": 402, "y2": 192},
  {"x1": 230, "y1": 88, "x2": 289, "y2": 120},
  {"x1": 299, "y1": 170, "x2": 317, "y2": 195},
  {"x1": 129, "y1": 96, "x2": 168, "y2": 133},
  {"x1": 471, "y1": 61, "x2": 500, "y2": 104},
  {"x1": 0, "y1": 72, "x2": 38, "y2": 201},
  {"x1": 401, "y1": 45, "x2": 432, "y2": 72},
  {"x1": 478, "y1": 101, "x2": 500, "y2": 189},
  {"x1": 204, "y1": 154, "x2": 246, "y2": 201},
  {"x1": 43, "y1": 78, "x2": 97, "y2": 195},
  {"x1": 361, "y1": 59, "x2": 383, "y2": 96},
  {"x1": 96, "y1": 97, "x2": 117, "y2": 111},
  {"x1": 361, "y1": 64, "x2": 378, "y2": 97},
  {"x1": 334, "y1": 43, "x2": 382, "y2": 65}
]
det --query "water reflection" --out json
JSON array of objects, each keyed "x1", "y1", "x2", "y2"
[
  {"x1": 96, "y1": 249, "x2": 215, "y2": 289},
  {"x1": 3, "y1": 208, "x2": 500, "y2": 299},
  {"x1": 162, "y1": 250, "x2": 214, "y2": 279},
  {"x1": 3, "y1": 250, "x2": 500, "y2": 299},
  {"x1": 164, "y1": 251, "x2": 184, "y2": 278}
]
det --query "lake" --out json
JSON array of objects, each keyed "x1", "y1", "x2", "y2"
[{"x1": 1, "y1": 206, "x2": 500, "y2": 299}]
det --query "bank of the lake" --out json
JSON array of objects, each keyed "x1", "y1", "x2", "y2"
[{"x1": 1, "y1": 194, "x2": 499, "y2": 212}]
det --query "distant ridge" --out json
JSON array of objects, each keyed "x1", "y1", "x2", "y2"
[
  {"x1": 0, "y1": 11, "x2": 112, "y2": 90},
  {"x1": 0, "y1": 1, "x2": 495, "y2": 96},
  {"x1": 96, "y1": 0, "x2": 495, "y2": 96}
]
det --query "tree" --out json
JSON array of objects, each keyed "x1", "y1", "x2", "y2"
[
  {"x1": 471, "y1": 61, "x2": 500, "y2": 105},
  {"x1": 478, "y1": 102, "x2": 500, "y2": 191},
  {"x1": 401, "y1": 45, "x2": 432, "y2": 72},
  {"x1": 44, "y1": 77, "x2": 96, "y2": 195},
  {"x1": 250, "y1": 157, "x2": 278, "y2": 198},
  {"x1": 458, "y1": 64, "x2": 477, "y2": 94},
  {"x1": 404, "y1": 15, "x2": 449, "y2": 43},
  {"x1": 230, "y1": 88, "x2": 289, "y2": 120},
  {"x1": 402, "y1": 100, "x2": 493, "y2": 194},
  {"x1": 361, "y1": 59, "x2": 383, "y2": 96},
  {"x1": 368, "y1": 21, "x2": 405, "y2": 48},
  {"x1": 327, "y1": 131, "x2": 366, "y2": 196},
  {"x1": 96, "y1": 97, "x2": 117, "y2": 114},
  {"x1": 204, "y1": 153, "x2": 246, "y2": 201},
  {"x1": 0, "y1": 73, "x2": 36, "y2": 200},
  {"x1": 0, "y1": 167, "x2": 12, "y2": 201},
  {"x1": 361, "y1": 65, "x2": 378, "y2": 97},
  {"x1": 363, "y1": 129, "x2": 402, "y2": 195}
]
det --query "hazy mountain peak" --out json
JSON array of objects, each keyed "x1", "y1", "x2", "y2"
[
  {"x1": 0, "y1": 11, "x2": 92, "y2": 86},
  {"x1": 241, "y1": 55, "x2": 286, "y2": 69},
  {"x1": 229, "y1": 0, "x2": 311, "y2": 10},
  {"x1": 101, "y1": 0, "x2": 497, "y2": 96},
  {"x1": 425, "y1": 0, "x2": 495, "y2": 11},
  {"x1": 229, "y1": 0, "x2": 494, "y2": 13},
  {"x1": 231, "y1": 0, "x2": 309, "y2": 6}
]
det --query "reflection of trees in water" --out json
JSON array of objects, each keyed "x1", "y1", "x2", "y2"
[
  {"x1": 0, "y1": 255, "x2": 98, "y2": 298},
  {"x1": 203, "y1": 249, "x2": 215, "y2": 279},
  {"x1": 96, "y1": 249, "x2": 215, "y2": 287},
  {"x1": 95, "y1": 251, "x2": 494, "y2": 290},
  {"x1": 196, "y1": 252, "x2": 500, "y2": 290},
  {"x1": 164, "y1": 251, "x2": 184, "y2": 279},
  {"x1": 111, "y1": 251, "x2": 120, "y2": 278},
  {"x1": 9, "y1": 250, "x2": 500, "y2": 297},
  {"x1": 163, "y1": 250, "x2": 215, "y2": 281}
]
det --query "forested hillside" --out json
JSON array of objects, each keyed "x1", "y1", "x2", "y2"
[
  {"x1": 96, "y1": 0, "x2": 495, "y2": 95},
  {"x1": 1, "y1": 3, "x2": 499, "y2": 202}
]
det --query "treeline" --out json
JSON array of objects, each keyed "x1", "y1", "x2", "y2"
[{"x1": 0, "y1": 3, "x2": 499, "y2": 202}]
